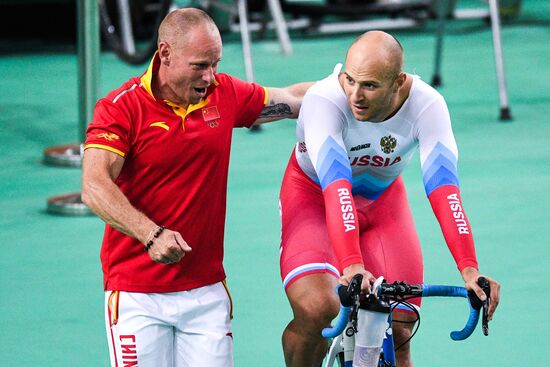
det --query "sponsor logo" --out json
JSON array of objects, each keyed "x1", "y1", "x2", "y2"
[
  {"x1": 337, "y1": 188, "x2": 356, "y2": 232},
  {"x1": 447, "y1": 193, "x2": 470, "y2": 234},
  {"x1": 120, "y1": 335, "x2": 139, "y2": 366},
  {"x1": 350, "y1": 155, "x2": 401, "y2": 167},
  {"x1": 350, "y1": 143, "x2": 371, "y2": 152},
  {"x1": 150, "y1": 121, "x2": 170, "y2": 131},
  {"x1": 92, "y1": 132, "x2": 120, "y2": 141},
  {"x1": 298, "y1": 141, "x2": 307, "y2": 153},
  {"x1": 380, "y1": 135, "x2": 397, "y2": 154}
]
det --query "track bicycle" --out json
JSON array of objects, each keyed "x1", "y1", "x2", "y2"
[{"x1": 322, "y1": 274, "x2": 491, "y2": 367}]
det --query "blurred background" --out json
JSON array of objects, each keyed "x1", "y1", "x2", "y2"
[{"x1": 1, "y1": 0, "x2": 549, "y2": 366}]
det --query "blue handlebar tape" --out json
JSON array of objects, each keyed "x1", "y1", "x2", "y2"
[
  {"x1": 422, "y1": 285, "x2": 480, "y2": 340},
  {"x1": 450, "y1": 306, "x2": 480, "y2": 340},
  {"x1": 322, "y1": 285, "x2": 350, "y2": 338},
  {"x1": 422, "y1": 284, "x2": 465, "y2": 297},
  {"x1": 322, "y1": 304, "x2": 351, "y2": 338}
]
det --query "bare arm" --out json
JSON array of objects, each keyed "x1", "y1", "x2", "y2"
[
  {"x1": 253, "y1": 81, "x2": 314, "y2": 125},
  {"x1": 81, "y1": 148, "x2": 191, "y2": 263},
  {"x1": 81, "y1": 148, "x2": 150, "y2": 241}
]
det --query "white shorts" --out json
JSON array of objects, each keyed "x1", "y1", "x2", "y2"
[{"x1": 105, "y1": 282, "x2": 234, "y2": 367}]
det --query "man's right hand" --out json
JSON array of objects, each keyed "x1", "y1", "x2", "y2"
[
  {"x1": 340, "y1": 263, "x2": 376, "y2": 293},
  {"x1": 460, "y1": 266, "x2": 500, "y2": 320},
  {"x1": 147, "y1": 228, "x2": 192, "y2": 264}
]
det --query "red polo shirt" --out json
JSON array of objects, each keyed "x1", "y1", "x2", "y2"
[{"x1": 84, "y1": 55, "x2": 267, "y2": 292}]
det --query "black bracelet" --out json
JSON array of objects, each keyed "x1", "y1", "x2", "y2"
[{"x1": 144, "y1": 226, "x2": 166, "y2": 252}]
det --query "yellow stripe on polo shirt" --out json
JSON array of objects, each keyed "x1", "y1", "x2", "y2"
[
  {"x1": 150, "y1": 121, "x2": 170, "y2": 131},
  {"x1": 263, "y1": 86, "x2": 268, "y2": 105},
  {"x1": 84, "y1": 144, "x2": 126, "y2": 157}
]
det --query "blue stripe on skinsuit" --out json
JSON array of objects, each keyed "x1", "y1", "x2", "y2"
[
  {"x1": 422, "y1": 142, "x2": 460, "y2": 195},
  {"x1": 317, "y1": 136, "x2": 352, "y2": 190},
  {"x1": 352, "y1": 173, "x2": 392, "y2": 200},
  {"x1": 423, "y1": 142, "x2": 456, "y2": 168}
]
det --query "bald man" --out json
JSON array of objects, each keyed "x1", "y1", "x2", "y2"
[
  {"x1": 82, "y1": 8, "x2": 310, "y2": 367},
  {"x1": 279, "y1": 31, "x2": 500, "y2": 366}
]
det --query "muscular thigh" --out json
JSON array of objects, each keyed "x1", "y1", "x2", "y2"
[
  {"x1": 286, "y1": 273, "x2": 340, "y2": 326},
  {"x1": 279, "y1": 154, "x2": 340, "y2": 289}
]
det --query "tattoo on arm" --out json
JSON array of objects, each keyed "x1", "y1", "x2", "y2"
[{"x1": 258, "y1": 103, "x2": 292, "y2": 118}]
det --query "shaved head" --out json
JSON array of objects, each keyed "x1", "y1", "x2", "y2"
[
  {"x1": 158, "y1": 8, "x2": 220, "y2": 50},
  {"x1": 339, "y1": 31, "x2": 409, "y2": 122},
  {"x1": 346, "y1": 31, "x2": 404, "y2": 81}
]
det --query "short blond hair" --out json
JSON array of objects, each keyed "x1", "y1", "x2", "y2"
[{"x1": 158, "y1": 8, "x2": 218, "y2": 49}]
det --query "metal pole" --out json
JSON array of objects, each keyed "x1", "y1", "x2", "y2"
[
  {"x1": 488, "y1": 0, "x2": 512, "y2": 120},
  {"x1": 431, "y1": 0, "x2": 447, "y2": 87},
  {"x1": 79, "y1": 0, "x2": 101, "y2": 140},
  {"x1": 46, "y1": 0, "x2": 100, "y2": 215},
  {"x1": 266, "y1": 0, "x2": 293, "y2": 56},
  {"x1": 237, "y1": 0, "x2": 255, "y2": 82},
  {"x1": 117, "y1": 0, "x2": 136, "y2": 55}
]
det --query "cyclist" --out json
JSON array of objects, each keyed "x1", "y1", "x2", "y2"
[{"x1": 279, "y1": 31, "x2": 500, "y2": 367}]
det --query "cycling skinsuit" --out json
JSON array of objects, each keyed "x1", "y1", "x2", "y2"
[{"x1": 280, "y1": 64, "x2": 478, "y2": 309}]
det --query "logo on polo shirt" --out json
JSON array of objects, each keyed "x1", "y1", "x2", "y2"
[
  {"x1": 150, "y1": 121, "x2": 170, "y2": 131},
  {"x1": 91, "y1": 133, "x2": 120, "y2": 141},
  {"x1": 202, "y1": 106, "x2": 220, "y2": 128}
]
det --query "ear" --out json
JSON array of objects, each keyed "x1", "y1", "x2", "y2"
[
  {"x1": 393, "y1": 73, "x2": 406, "y2": 92},
  {"x1": 158, "y1": 42, "x2": 171, "y2": 65}
]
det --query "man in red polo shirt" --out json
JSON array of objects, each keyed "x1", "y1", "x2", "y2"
[{"x1": 82, "y1": 8, "x2": 310, "y2": 367}]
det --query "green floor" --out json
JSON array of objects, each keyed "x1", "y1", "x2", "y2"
[{"x1": 1, "y1": 1, "x2": 549, "y2": 366}]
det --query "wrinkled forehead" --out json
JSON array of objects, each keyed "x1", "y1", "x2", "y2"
[{"x1": 162, "y1": 21, "x2": 221, "y2": 53}]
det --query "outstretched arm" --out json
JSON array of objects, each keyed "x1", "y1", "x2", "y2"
[
  {"x1": 82, "y1": 148, "x2": 191, "y2": 264},
  {"x1": 417, "y1": 97, "x2": 500, "y2": 319},
  {"x1": 253, "y1": 82, "x2": 313, "y2": 124}
]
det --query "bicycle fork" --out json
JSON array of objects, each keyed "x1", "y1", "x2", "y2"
[
  {"x1": 379, "y1": 312, "x2": 395, "y2": 367},
  {"x1": 325, "y1": 322, "x2": 356, "y2": 367},
  {"x1": 327, "y1": 310, "x2": 395, "y2": 367}
]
